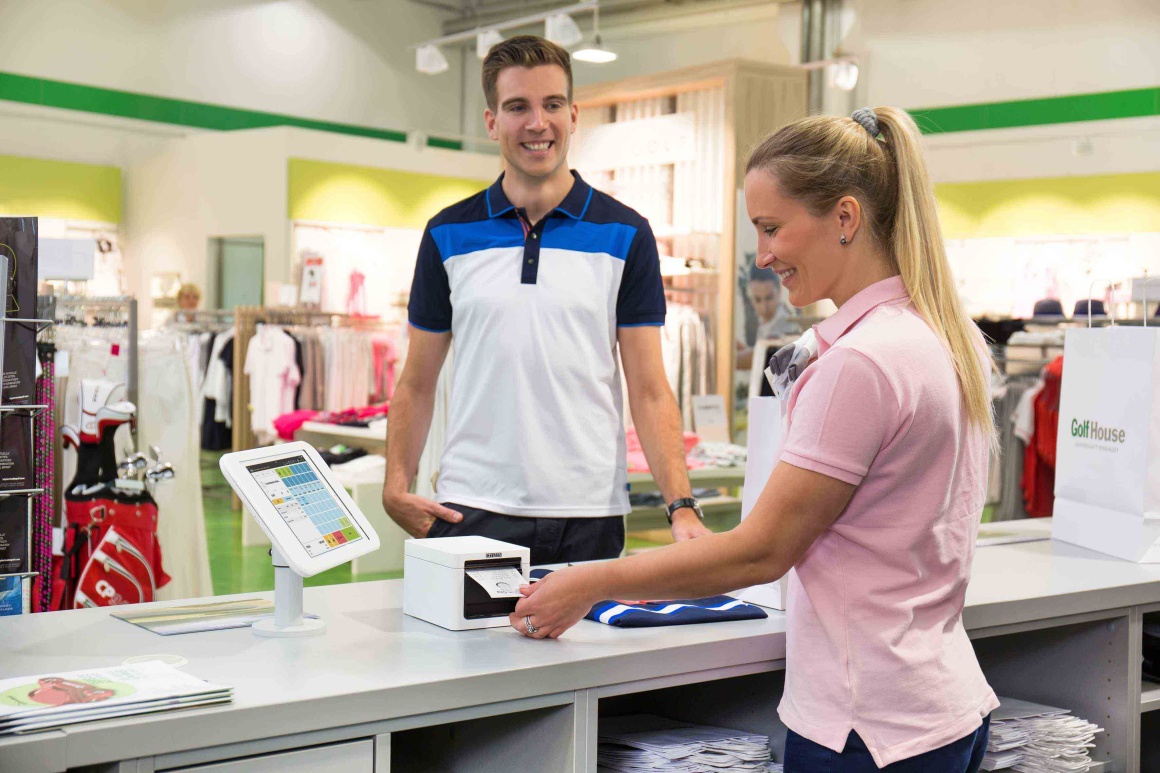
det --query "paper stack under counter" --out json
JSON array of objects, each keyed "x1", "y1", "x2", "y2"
[
  {"x1": 982, "y1": 697, "x2": 1103, "y2": 772},
  {"x1": 598, "y1": 714, "x2": 782, "y2": 772}
]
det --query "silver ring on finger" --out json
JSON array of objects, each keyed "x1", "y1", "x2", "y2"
[{"x1": 524, "y1": 615, "x2": 539, "y2": 634}]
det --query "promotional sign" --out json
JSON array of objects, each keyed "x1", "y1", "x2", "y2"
[
  {"x1": 0, "y1": 496, "x2": 28, "y2": 576},
  {"x1": 298, "y1": 254, "x2": 324, "y2": 307},
  {"x1": 734, "y1": 396, "x2": 791, "y2": 609},
  {"x1": 0, "y1": 218, "x2": 38, "y2": 405},
  {"x1": 1052, "y1": 326, "x2": 1160, "y2": 562}
]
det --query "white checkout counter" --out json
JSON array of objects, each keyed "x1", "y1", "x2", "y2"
[{"x1": 2, "y1": 519, "x2": 1159, "y2": 773}]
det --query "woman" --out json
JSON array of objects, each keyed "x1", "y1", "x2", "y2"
[{"x1": 511, "y1": 106, "x2": 998, "y2": 772}]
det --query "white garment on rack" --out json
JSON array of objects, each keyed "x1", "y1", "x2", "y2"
[
  {"x1": 1011, "y1": 381, "x2": 1044, "y2": 444},
  {"x1": 245, "y1": 325, "x2": 300, "y2": 445},
  {"x1": 139, "y1": 331, "x2": 213, "y2": 601}
]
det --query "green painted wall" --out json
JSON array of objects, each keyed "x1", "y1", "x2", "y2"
[
  {"x1": 0, "y1": 154, "x2": 122, "y2": 223},
  {"x1": 935, "y1": 172, "x2": 1160, "y2": 239},
  {"x1": 287, "y1": 159, "x2": 489, "y2": 229}
]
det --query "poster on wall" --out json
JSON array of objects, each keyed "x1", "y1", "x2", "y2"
[
  {"x1": 299, "y1": 254, "x2": 324, "y2": 307},
  {"x1": 732, "y1": 190, "x2": 800, "y2": 437}
]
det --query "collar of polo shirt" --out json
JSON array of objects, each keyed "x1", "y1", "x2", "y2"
[{"x1": 486, "y1": 170, "x2": 595, "y2": 222}]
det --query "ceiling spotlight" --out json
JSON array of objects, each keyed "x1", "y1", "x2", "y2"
[
  {"x1": 828, "y1": 60, "x2": 859, "y2": 91},
  {"x1": 416, "y1": 44, "x2": 449, "y2": 75},
  {"x1": 573, "y1": 6, "x2": 616, "y2": 64},
  {"x1": 545, "y1": 13, "x2": 584, "y2": 47},
  {"x1": 573, "y1": 35, "x2": 617, "y2": 63},
  {"x1": 476, "y1": 29, "x2": 503, "y2": 60}
]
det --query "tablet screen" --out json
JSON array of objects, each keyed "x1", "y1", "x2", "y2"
[{"x1": 245, "y1": 454, "x2": 366, "y2": 557}]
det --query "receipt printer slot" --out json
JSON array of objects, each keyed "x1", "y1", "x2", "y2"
[{"x1": 463, "y1": 558, "x2": 522, "y2": 619}]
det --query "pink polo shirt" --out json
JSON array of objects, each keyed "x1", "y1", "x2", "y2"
[{"x1": 777, "y1": 276, "x2": 998, "y2": 767}]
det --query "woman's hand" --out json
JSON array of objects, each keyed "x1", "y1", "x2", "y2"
[{"x1": 510, "y1": 568, "x2": 598, "y2": 639}]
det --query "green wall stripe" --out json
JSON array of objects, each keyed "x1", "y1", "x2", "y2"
[
  {"x1": 911, "y1": 86, "x2": 1160, "y2": 134},
  {"x1": 0, "y1": 70, "x2": 411, "y2": 143}
]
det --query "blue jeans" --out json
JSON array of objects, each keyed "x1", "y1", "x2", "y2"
[{"x1": 784, "y1": 714, "x2": 990, "y2": 772}]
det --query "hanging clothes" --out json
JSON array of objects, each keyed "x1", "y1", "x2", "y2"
[
  {"x1": 200, "y1": 330, "x2": 234, "y2": 451},
  {"x1": 244, "y1": 324, "x2": 301, "y2": 446},
  {"x1": 1021, "y1": 356, "x2": 1063, "y2": 518}
]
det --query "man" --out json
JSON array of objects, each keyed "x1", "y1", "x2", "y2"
[
  {"x1": 736, "y1": 263, "x2": 800, "y2": 369},
  {"x1": 382, "y1": 35, "x2": 710, "y2": 565}
]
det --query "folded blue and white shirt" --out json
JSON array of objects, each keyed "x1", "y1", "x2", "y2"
[
  {"x1": 528, "y1": 569, "x2": 768, "y2": 627},
  {"x1": 585, "y1": 596, "x2": 768, "y2": 627}
]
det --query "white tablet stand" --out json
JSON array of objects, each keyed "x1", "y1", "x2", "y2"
[{"x1": 253, "y1": 546, "x2": 326, "y2": 638}]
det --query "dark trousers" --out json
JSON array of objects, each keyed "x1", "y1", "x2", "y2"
[
  {"x1": 428, "y1": 503, "x2": 625, "y2": 566},
  {"x1": 784, "y1": 715, "x2": 990, "y2": 773}
]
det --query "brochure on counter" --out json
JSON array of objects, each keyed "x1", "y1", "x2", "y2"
[
  {"x1": 0, "y1": 661, "x2": 232, "y2": 734},
  {"x1": 112, "y1": 598, "x2": 318, "y2": 635}
]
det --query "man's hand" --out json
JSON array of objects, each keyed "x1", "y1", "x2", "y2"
[
  {"x1": 670, "y1": 509, "x2": 713, "y2": 541},
  {"x1": 382, "y1": 490, "x2": 462, "y2": 538}
]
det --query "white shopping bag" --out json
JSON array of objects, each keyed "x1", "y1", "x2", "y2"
[
  {"x1": 734, "y1": 396, "x2": 792, "y2": 609},
  {"x1": 1052, "y1": 325, "x2": 1160, "y2": 562}
]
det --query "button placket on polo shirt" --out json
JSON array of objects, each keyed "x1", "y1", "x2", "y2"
[{"x1": 518, "y1": 208, "x2": 547, "y2": 285}]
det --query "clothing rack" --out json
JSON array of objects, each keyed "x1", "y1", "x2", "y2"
[
  {"x1": 231, "y1": 306, "x2": 377, "y2": 455},
  {"x1": 50, "y1": 295, "x2": 139, "y2": 443}
]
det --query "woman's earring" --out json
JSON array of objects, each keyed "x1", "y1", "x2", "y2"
[{"x1": 840, "y1": 235, "x2": 848, "y2": 245}]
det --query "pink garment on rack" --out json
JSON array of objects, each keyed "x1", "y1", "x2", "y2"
[
  {"x1": 372, "y1": 339, "x2": 397, "y2": 402},
  {"x1": 347, "y1": 270, "x2": 367, "y2": 316}
]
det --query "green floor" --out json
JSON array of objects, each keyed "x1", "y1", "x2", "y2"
[{"x1": 201, "y1": 451, "x2": 402, "y2": 596}]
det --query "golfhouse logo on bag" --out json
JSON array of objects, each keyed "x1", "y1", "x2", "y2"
[{"x1": 1070, "y1": 418, "x2": 1127, "y2": 450}]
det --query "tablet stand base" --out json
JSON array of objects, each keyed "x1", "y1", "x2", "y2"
[{"x1": 253, "y1": 547, "x2": 326, "y2": 638}]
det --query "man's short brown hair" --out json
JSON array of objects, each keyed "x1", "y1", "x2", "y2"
[{"x1": 482, "y1": 35, "x2": 573, "y2": 112}]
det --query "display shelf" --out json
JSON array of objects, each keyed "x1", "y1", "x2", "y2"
[
  {"x1": 1142, "y1": 681, "x2": 1160, "y2": 714},
  {"x1": 390, "y1": 703, "x2": 578, "y2": 773},
  {"x1": 971, "y1": 615, "x2": 1132, "y2": 771},
  {"x1": 295, "y1": 420, "x2": 387, "y2": 449},
  {"x1": 598, "y1": 670, "x2": 787, "y2": 766}
]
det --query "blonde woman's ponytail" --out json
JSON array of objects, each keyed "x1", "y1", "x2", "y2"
[{"x1": 872, "y1": 107, "x2": 996, "y2": 440}]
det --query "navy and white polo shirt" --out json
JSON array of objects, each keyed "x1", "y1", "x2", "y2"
[{"x1": 408, "y1": 171, "x2": 665, "y2": 517}]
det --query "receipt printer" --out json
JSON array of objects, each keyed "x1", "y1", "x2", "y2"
[{"x1": 403, "y1": 536, "x2": 530, "y2": 631}]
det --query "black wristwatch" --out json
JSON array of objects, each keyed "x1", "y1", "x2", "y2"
[{"x1": 666, "y1": 497, "x2": 704, "y2": 525}]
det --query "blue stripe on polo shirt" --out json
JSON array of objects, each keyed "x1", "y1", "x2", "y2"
[
  {"x1": 542, "y1": 220, "x2": 637, "y2": 260},
  {"x1": 430, "y1": 218, "x2": 523, "y2": 261}
]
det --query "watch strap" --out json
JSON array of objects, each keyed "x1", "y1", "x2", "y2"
[{"x1": 666, "y1": 497, "x2": 703, "y2": 524}]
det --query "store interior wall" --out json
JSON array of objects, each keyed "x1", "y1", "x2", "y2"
[
  {"x1": 0, "y1": 0, "x2": 464, "y2": 145},
  {"x1": 122, "y1": 125, "x2": 499, "y2": 324}
]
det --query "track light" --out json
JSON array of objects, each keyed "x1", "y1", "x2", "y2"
[
  {"x1": 574, "y1": 6, "x2": 616, "y2": 64},
  {"x1": 545, "y1": 13, "x2": 584, "y2": 47},
  {"x1": 416, "y1": 45, "x2": 449, "y2": 75},
  {"x1": 412, "y1": 2, "x2": 602, "y2": 74},
  {"x1": 574, "y1": 35, "x2": 617, "y2": 63},
  {"x1": 476, "y1": 29, "x2": 503, "y2": 60}
]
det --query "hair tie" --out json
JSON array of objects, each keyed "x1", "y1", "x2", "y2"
[{"x1": 851, "y1": 107, "x2": 879, "y2": 137}]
